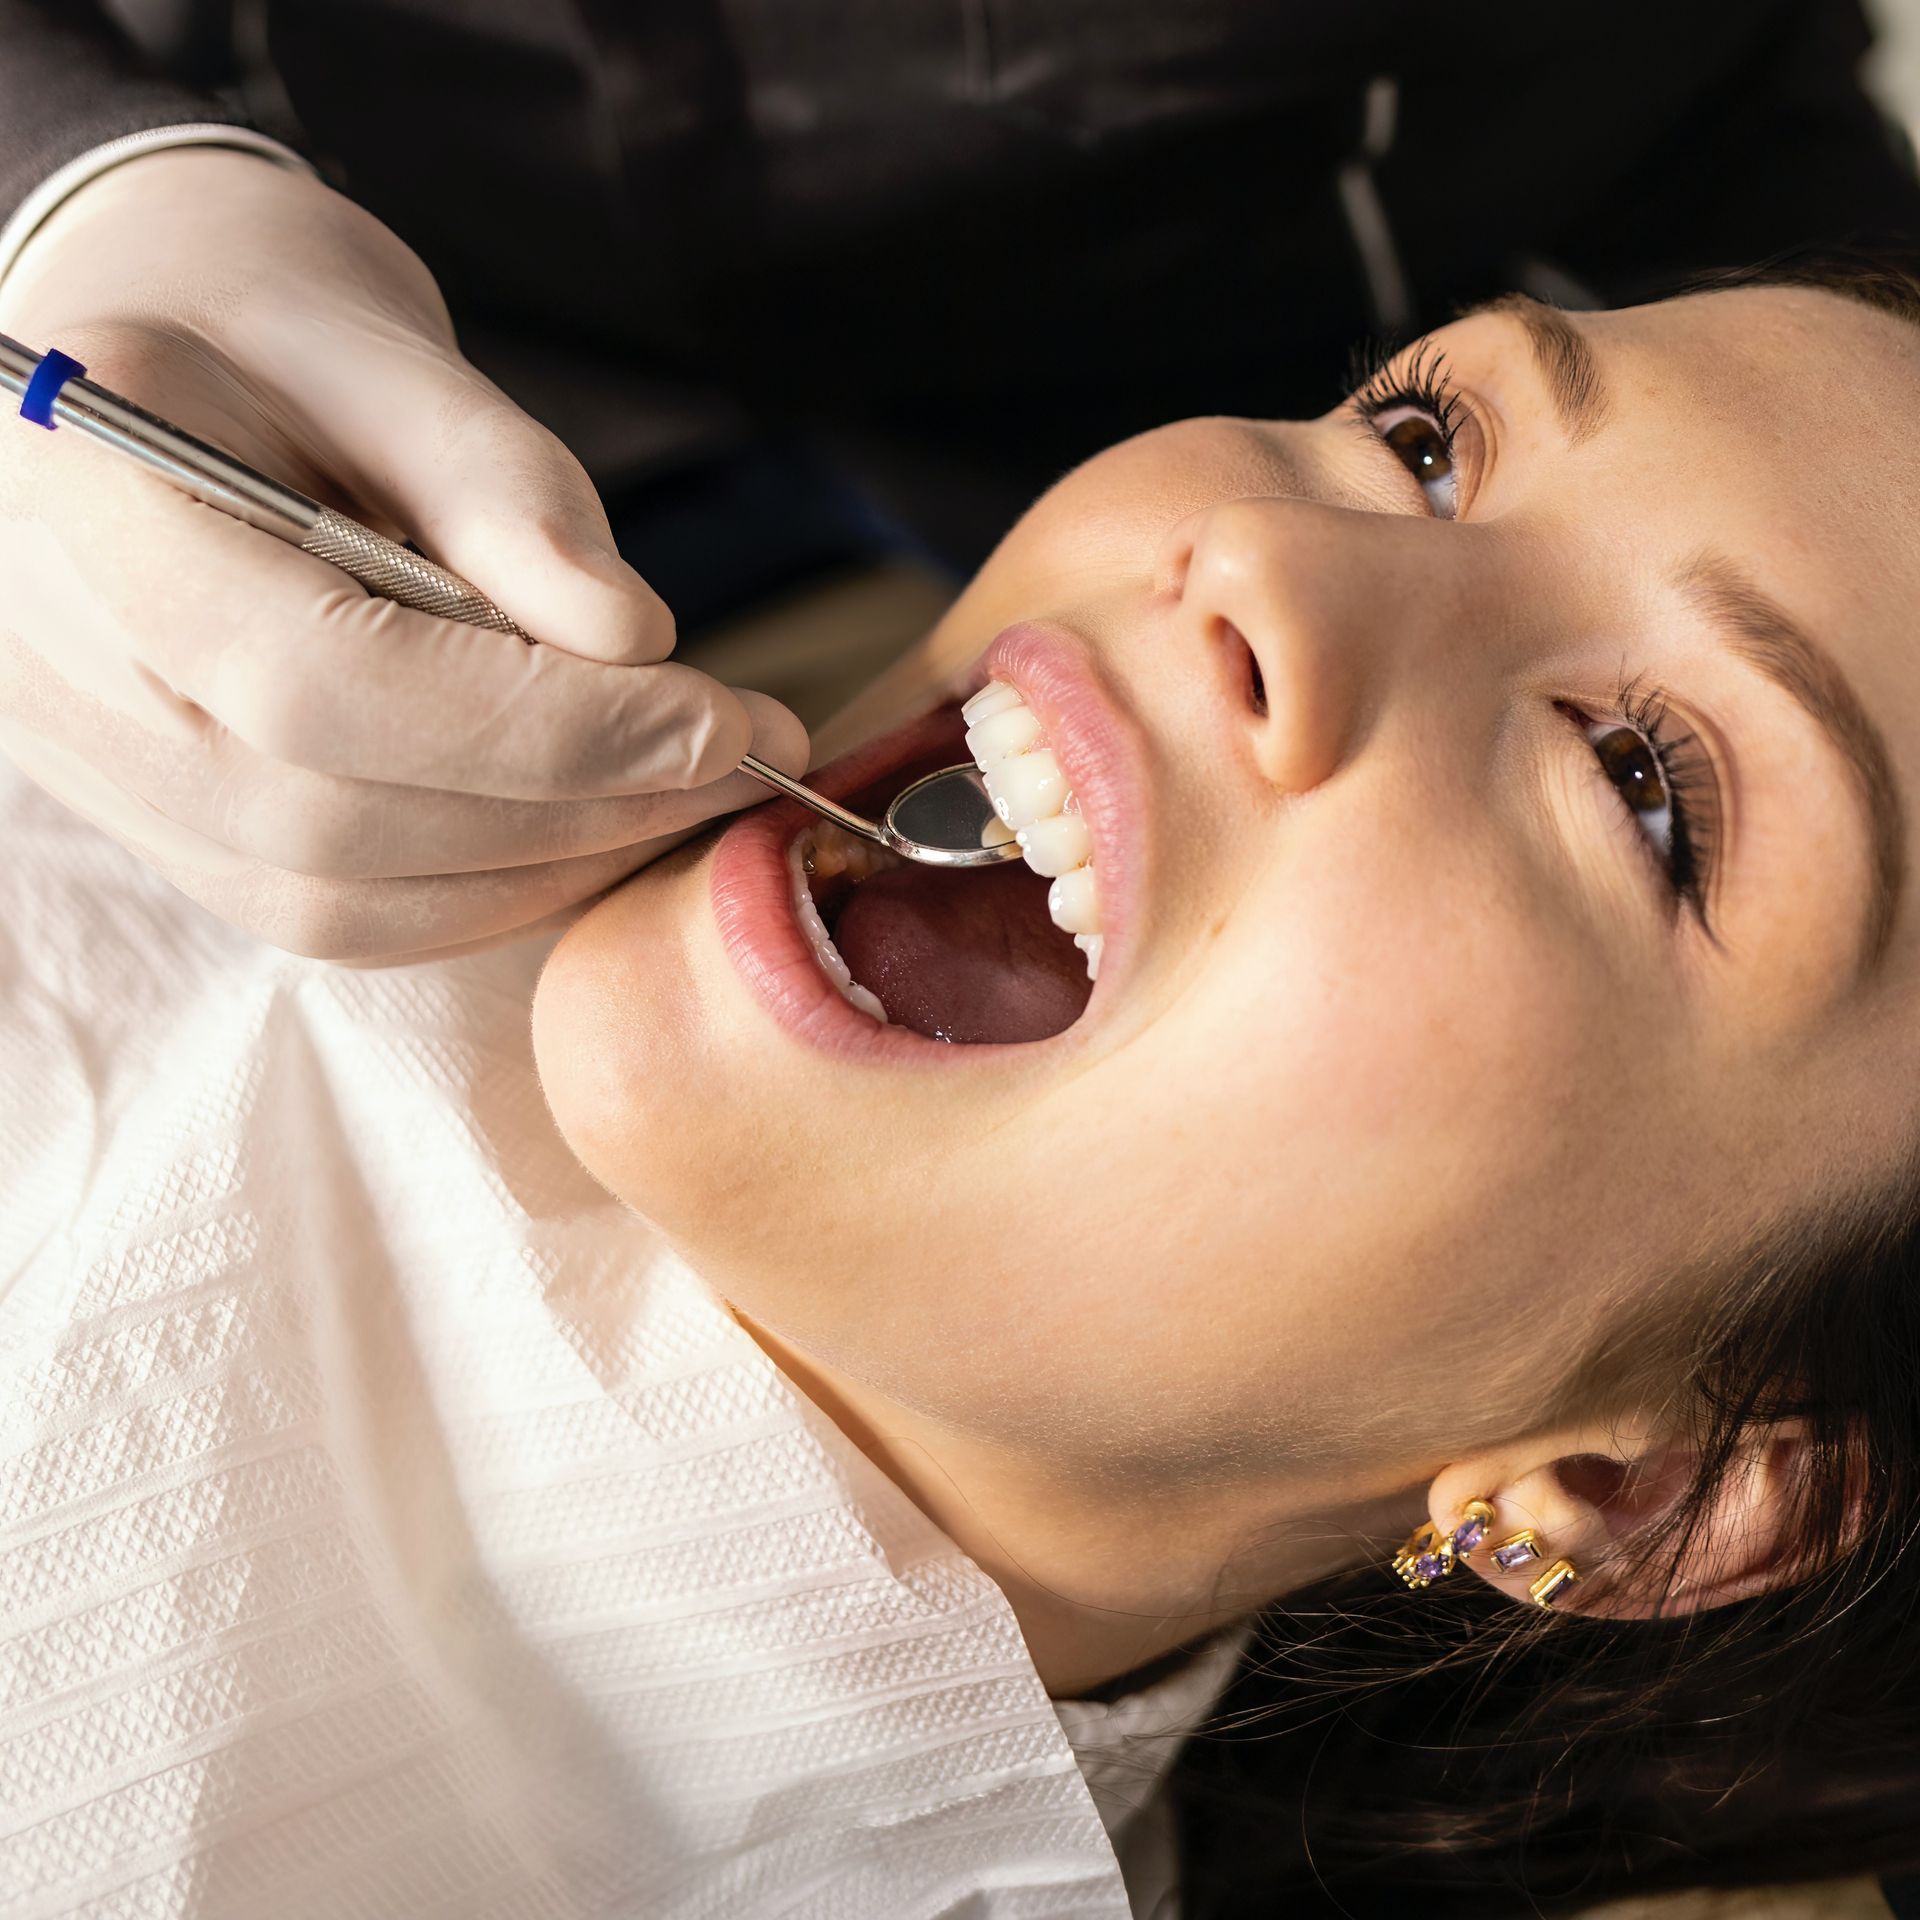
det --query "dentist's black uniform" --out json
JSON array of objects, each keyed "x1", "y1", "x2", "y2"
[{"x1": 2, "y1": 0, "x2": 1915, "y2": 587}]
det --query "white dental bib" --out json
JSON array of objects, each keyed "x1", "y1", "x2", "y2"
[{"x1": 0, "y1": 759, "x2": 1231, "y2": 1918}]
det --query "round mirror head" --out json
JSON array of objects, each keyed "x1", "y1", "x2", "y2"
[{"x1": 882, "y1": 763, "x2": 1025, "y2": 868}]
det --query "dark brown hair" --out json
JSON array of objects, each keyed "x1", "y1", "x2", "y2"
[{"x1": 1172, "y1": 258, "x2": 1920, "y2": 1918}]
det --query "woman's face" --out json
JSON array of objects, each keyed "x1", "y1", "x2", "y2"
[{"x1": 534, "y1": 287, "x2": 1920, "y2": 1491}]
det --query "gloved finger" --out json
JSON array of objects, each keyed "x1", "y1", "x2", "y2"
[
  {"x1": 8, "y1": 449, "x2": 760, "y2": 800},
  {"x1": 208, "y1": 701, "x2": 804, "y2": 951},
  {"x1": 192, "y1": 841, "x2": 676, "y2": 963},
  {"x1": 201, "y1": 586, "x2": 761, "y2": 797},
  {"x1": 2, "y1": 724, "x2": 691, "y2": 962},
  {"x1": 3, "y1": 676, "x2": 811, "y2": 880},
  {"x1": 290, "y1": 347, "x2": 675, "y2": 667}
]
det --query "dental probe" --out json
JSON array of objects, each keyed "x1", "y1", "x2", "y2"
[{"x1": 2, "y1": 333, "x2": 1022, "y2": 870}]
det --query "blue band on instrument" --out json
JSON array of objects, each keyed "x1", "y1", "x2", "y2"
[{"x1": 19, "y1": 348, "x2": 87, "y2": 429}]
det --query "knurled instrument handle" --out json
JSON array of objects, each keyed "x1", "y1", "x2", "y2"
[{"x1": 298, "y1": 505, "x2": 525, "y2": 634}]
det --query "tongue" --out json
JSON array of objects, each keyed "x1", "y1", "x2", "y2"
[{"x1": 831, "y1": 860, "x2": 1093, "y2": 1043}]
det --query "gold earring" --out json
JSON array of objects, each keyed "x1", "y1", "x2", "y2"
[
  {"x1": 1391, "y1": 1520, "x2": 1455, "y2": 1588},
  {"x1": 1393, "y1": 1499, "x2": 1500, "y2": 1589},
  {"x1": 1528, "y1": 1558, "x2": 1581, "y2": 1608}
]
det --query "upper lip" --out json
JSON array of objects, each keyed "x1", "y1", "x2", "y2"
[{"x1": 964, "y1": 620, "x2": 1151, "y2": 1000}]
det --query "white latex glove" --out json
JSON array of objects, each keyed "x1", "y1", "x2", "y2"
[{"x1": 0, "y1": 146, "x2": 808, "y2": 962}]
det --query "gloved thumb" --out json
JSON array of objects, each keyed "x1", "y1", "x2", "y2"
[
  {"x1": 297, "y1": 350, "x2": 675, "y2": 667},
  {"x1": 726, "y1": 686, "x2": 812, "y2": 784}
]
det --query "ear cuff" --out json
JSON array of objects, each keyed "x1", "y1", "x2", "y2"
[
  {"x1": 1391, "y1": 1498, "x2": 1495, "y2": 1588},
  {"x1": 1392, "y1": 1501, "x2": 1580, "y2": 1608}
]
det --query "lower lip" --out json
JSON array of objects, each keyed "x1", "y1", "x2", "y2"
[{"x1": 709, "y1": 704, "x2": 1045, "y2": 1064}]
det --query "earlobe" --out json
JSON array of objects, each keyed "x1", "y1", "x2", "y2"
[{"x1": 1423, "y1": 1421, "x2": 1815, "y2": 1621}]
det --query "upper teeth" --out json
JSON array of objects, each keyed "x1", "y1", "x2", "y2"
[{"x1": 963, "y1": 679, "x2": 1106, "y2": 981}]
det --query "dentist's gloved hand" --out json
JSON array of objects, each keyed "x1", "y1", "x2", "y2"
[{"x1": 0, "y1": 146, "x2": 808, "y2": 962}]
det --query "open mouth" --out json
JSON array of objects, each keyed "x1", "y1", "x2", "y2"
[
  {"x1": 711, "y1": 621, "x2": 1140, "y2": 1058},
  {"x1": 790, "y1": 689, "x2": 1099, "y2": 1044}
]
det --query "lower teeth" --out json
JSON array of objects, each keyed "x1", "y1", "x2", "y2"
[{"x1": 788, "y1": 824, "x2": 891, "y2": 1024}]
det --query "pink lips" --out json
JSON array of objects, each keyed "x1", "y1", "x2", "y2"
[{"x1": 709, "y1": 621, "x2": 1150, "y2": 1063}]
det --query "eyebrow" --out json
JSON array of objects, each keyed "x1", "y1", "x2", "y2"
[
  {"x1": 1675, "y1": 550, "x2": 1906, "y2": 973},
  {"x1": 1467, "y1": 291, "x2": 1612, "y2": 445}
]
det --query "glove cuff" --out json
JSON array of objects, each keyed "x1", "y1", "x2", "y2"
[{"x1": 0, "y1": 124, "x2": 316, "y2": 299}]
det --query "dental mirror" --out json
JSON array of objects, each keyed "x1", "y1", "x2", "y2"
[{"x1": 736, "y1": 755, "x2": 1024, "y2": 869}]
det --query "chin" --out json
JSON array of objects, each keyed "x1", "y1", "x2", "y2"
[{"x1": 531, "y1": 834, "x2": 727, "y2": 1236}]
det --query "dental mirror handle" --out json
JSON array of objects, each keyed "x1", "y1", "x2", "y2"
[
  {"x1": 721, "y1": 752, "x2": 897, "y2": 841},
  {"x1": 0, "y1": 330, "x2": 524, "y2": 632},
  {"x1": 1, "y1": 329, "x2": 812, "y2": 807}
]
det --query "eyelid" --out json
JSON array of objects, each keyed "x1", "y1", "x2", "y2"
[
  {"x1": 1449, "y1": 388, "x2": 1491, "y2": 516},
  {"x1": 1431, "y1": 383, "x2": 1489, "y2": 519},
  {"x1": 1348, "y1": 355, "x2": 1493, "y2": 518},
  {"x1": 1343, "y1": 408, "x2": 1437, "y2": 515},
  {"x1": 1645, "y1": 687, "x2": 1735, "y2": 944}
]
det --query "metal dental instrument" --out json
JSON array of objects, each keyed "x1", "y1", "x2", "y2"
[
  {"x1": 749, "y1": 754, "x2": 1017, "y2": 870},
  {"x1": 1, "y1": 332, "x2": 1023, "y2": 871}
]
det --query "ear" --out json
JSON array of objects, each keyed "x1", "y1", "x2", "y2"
[{"x1": 1424, "y1": 1418, "x2": 1815, "y2": 1619}]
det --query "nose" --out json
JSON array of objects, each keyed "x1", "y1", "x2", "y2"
[{"x1": 1155, "y1": 496, "x2": 1430, "y2": 798}]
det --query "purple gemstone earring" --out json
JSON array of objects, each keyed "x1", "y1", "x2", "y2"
[
  {"x1": 1449, "y1": 1499, "x2": 1496, "y2": 1559},
  {"x1": 1488, "y1": 1529, "x2": 1545, "y2": 1574},
  {"x1": 1391, "y1": 1521, "x2": 1455, "y2": 1588},
  {"x1": 1528, "y1": 1558, "x2": 1581, "y2": 1608},
  {"x1": 1393, "y1": 1499, "x2": 1500, "y2": 1590}
]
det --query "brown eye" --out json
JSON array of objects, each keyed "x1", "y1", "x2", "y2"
[
  {"x1": 1559, "y1": 701, "x2": 1684, "y2": 886},
  {"x1": 1382, "y1": 414, "x2": 1453, "y2": 485},
  {"x1": 1553, "y1": 691, "x2": 1716, "y2": 918},
  {"x1": 1591, "y1": 724, "x2": 1668, "y2": 816},
  {"x1": 1370, "y1": 408, "x2": 1459, "y2": 518}
]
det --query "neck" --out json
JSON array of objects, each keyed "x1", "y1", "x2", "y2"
[{"x1": 731, "y1": 1308, "x2": 1419, "y2": 1698}]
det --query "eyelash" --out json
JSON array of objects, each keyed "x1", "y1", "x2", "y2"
[
  {"x1": 1347, "y1": 344, "x2": 1721, "y2": 925},
  {"x1": 1347, "y1": 338, "x2": 1466, "y2": 451}
]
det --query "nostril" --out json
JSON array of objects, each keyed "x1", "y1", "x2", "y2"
[{"x1": 1222, "y1": 619, "x2": 1267, "y2": 716}]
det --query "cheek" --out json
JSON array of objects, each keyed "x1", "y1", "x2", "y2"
[
  {"x1": 532, "y1": 848, "x2": 768, "y2": 1228},
  {"x1": 931, "y1": 848, "x2": 1628, "y2": 1425},
  {"x1": 524, "y1": 816, "x2": 1676, "y2": 1470}
]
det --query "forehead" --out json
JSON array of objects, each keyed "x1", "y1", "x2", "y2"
[
  {"x1": 1626, "y1": 288, "x2": 1920, "y2": 666},
  {"x1": 1573, "y1": 287, "x2": 1920, "y2": 562}
]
